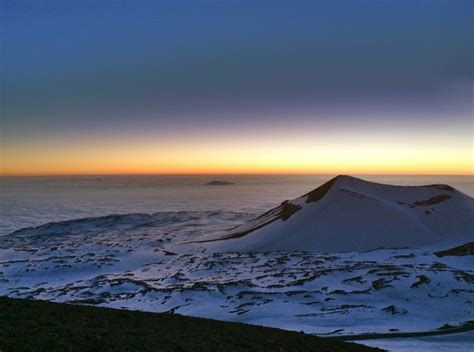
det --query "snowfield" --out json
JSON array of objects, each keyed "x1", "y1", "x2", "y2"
[{"x1": 0, "y1": 176, "x2": 473, "y2": 350}]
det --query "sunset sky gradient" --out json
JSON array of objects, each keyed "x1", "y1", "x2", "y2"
[{"x1": 1, "y1": 0, "x2": 473, "y2": 176}]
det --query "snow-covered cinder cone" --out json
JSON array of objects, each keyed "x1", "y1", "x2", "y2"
[{"x1": 205, "y1": 175, "x2": 474, "y2": 252}]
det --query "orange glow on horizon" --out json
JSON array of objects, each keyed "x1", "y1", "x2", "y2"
[
  {"x1": 2, "y1": 126, "x2": 472, "y2": 177},
  {"x1": 2, "y1": 147, "x2": 472, "y2": 177}
]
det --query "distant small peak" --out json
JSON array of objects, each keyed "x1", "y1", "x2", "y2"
[{"x1": 206, "y1": 180, "x2": 235, "y2": 186}]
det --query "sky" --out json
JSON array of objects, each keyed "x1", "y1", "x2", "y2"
[{"x1": 1, "y1": 0, "x2": 473, "y2": 176}]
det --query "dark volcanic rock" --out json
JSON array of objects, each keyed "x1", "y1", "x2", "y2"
[
  {"x1": 382, "y1": 305, "x2": 407, "y2": 315},
  {"x1": 435, "y1": 242, "x2": 474, "y2": 257},
  {"x1": 411, "y1": 275, "x2": 431, "y2": 288}
]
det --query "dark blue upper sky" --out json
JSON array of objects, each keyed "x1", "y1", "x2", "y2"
[{"x1": 1, "y1": 0, "x2": 473, "y2": 174}]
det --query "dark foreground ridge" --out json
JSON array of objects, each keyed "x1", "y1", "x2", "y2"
[{"x1": 0, "y1": 297, "x2": 381, "y2": 352}]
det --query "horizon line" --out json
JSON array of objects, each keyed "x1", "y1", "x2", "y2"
[{"x1": 1, "y1": 172, "x2": 473, "y2": 178}]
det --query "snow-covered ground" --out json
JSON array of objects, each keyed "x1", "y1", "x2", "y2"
[
  {"x1": 1, "y1": 176, "x2": 472, "y2": 351},
  {"x1": 1, "y1": 212, "x2": 472, "y2": 349}
]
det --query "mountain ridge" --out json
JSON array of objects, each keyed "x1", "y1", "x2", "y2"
[{"x1": 205, "y1": 175, "x2": 473, "y2": 252}]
